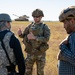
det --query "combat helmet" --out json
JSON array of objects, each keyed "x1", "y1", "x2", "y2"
[
  {"x1": 32, "y1": 9, "x2": 44, "y2": 17},
  {"x1": 0, "y1": 13, "x2": 12, "y2": 22},
  {"x1": 59, "y1": 6, "x2": 75, "y2": 22}
]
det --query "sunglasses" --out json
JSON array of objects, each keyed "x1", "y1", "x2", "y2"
[{"x1": 33, "y1": 16, "x2": 40, "y2": 18}]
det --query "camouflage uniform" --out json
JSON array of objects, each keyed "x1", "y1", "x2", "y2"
[
  {"x1": 20, "y1": 22, "x2": 50, "y2": 75},
  {"x1": 0, "y1": 32, "x2": 16, "y2": 75},
  {"x1": 0, "y1": 13, "x2": 25, "y2": 75}
]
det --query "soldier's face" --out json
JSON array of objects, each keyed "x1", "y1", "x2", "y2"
[{"x1": 33, "y1": 16, "x2": 42, "y2": 23}]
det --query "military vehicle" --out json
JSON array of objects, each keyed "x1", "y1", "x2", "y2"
[{"x1": 13, "y1": 14, "x2": 29, "y2": 21}]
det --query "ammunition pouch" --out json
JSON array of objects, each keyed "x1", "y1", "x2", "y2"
[
  {"x1": 35, "y1": 42, "x2": 49, "y2": 55},
  {"x1": 23, "y1": 36, "x2": 34, "y2": 54},
  {"x1": 24, "y1": 42, "x2": 49, "y2": 55},
  {"x1": 24, "y1": 42, "x2": 33, "y2": 54},
  {"x1": 39, "y1": 42, "x2": 49, "y2": 52}
]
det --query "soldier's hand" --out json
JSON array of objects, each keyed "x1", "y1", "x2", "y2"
[
  {"x1": 18, "y1": 28, "x2": 22, "y2": 36},
  {"x1": 27, "y1": 32, "x2": 36, "y2": 40}
]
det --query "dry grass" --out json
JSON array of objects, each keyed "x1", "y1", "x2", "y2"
[{"x1": 11, "y1": 21, "x2": 68, "y2": 75}]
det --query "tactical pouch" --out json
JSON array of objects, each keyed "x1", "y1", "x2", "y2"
[
  {"x1": 24, "y1": 42, "x2": 49, "y2": 55},
  {"x1": 36, "y1": 42, "x2": 49, "y2": 55},
  {"x1": 22, "y1": 36, "x2": 32, "y2": 54},
  {"x1": 32, "y1": 42, "x2": 49, "y2": 55},
  {"x1": 25, "y1": 43, "x2": 33, "y2": 54},
  {"x1": 39, "y1": 42, "x2": 49, "y2": 52}
]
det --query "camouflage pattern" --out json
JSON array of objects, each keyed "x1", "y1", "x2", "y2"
[
  {"x1": 20, "y1": 22, "x2": 50, "y2": 75},
  {"x1": 25, "y1": 53, "x2": 46, "y2": 75},
  {"x1": 22, "y1": 23, "x2": 50, "y2": 55},
  {"x1": 59, "y1": 6, "x2": 75, "y2": 22},
  {"x1": 32, "y1": 9, "x2": 44, "y2": 17},
  {"x1": 0, "y1": 32, "x2": 16, "y2": 75}
]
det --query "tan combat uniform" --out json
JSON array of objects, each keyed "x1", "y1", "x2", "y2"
[{"x1": 19, "y1": 22, "x2": 50, "y2": 75}]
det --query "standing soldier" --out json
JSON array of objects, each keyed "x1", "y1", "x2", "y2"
[
  {"x1": 0, "y1": 13, "x2": 25, "y2": 75},
  {"x1": 57, "y1": 6, "x2": 75, "y2": 75},
  {"x1": 18, "y1": 9, "x2": 50, "y2": 75}
]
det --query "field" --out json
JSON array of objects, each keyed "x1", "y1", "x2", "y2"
[{"x1": 11, "y1": 21, "x2": 68, "y2": 75}]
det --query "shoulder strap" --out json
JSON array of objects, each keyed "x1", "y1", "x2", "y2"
[
  {"x1": 0, "y1": 33, "x2": 16, "y2": 71},
  {"x1": 43, "y1": 24, "x2": 45, "y2": 29},
  {"x1": 0, "y1": 31, "x2": 14, "y2": 65},
  {"x1": 0, "y1": 40, "x2": 15, "y2": 72},
  {"x1": 0, "y1": 40, "x2": 12, "y2": 65},
  {"x1": 41, "y1": 23, "x2": 45, "y2": 35}
]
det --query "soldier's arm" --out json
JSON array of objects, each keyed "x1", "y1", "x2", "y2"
[
  {"x1": 19, "y1": 26, "x2": 30, "y2": 38},
  {"x1": 36, "y1": 25, "x2": 50, "y2": 42}
]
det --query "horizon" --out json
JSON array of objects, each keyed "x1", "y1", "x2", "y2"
[{"x1": 0, "y1": 0, "x2": 75, "y2": 21}]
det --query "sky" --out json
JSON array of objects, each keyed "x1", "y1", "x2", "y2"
[{"x1": 0, "y1": 0, "x2": 75, "y2": 21}]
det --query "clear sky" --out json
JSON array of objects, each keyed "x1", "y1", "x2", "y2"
[{"x1": 0, "y1": 0, "x2": 75, "y2": 21}]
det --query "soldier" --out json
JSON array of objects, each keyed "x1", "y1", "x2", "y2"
[
  {"x1": 0, "y1": 13, "x2": 25, "y2": 75},
  {"x1": 18, "y1": 9, "x2": 50, "y2": 75},
  {"x1": 57, "y1": 6, "x2": 75, "y2": 75}
]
